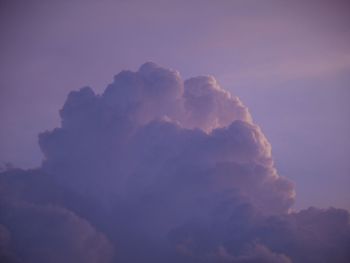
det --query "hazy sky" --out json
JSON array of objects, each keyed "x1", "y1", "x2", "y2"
[{"x1": 0, "y1": 0, "x2": 349, "y2": 211}]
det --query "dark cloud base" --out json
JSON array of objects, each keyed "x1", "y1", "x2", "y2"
[{"x1": 1, "y1": 63, "x2": 349, "y2": 263}]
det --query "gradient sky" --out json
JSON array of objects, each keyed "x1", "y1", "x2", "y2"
[{"x1": 0, "y1": 0, "x2": 349, "y2": 211}]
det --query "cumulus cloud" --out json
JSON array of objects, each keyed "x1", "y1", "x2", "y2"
[
  {"x1": 0, "y1": 170, "x2": 114, "y2": 263},
  {"x1": 0, "y1": 203, "x2": 114, "y2": 263},
  {"x1": 0, "y1": 62, "x2": 349, "y2": 262}
]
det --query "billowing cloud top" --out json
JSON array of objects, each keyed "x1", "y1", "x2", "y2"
[{"x1": 1, "y1": 63, "x2": 349, "y2": 263}]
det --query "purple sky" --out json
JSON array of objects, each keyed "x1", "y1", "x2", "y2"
[{"x1": 1, "y1": 0, "x2": 350, "y2": 211}]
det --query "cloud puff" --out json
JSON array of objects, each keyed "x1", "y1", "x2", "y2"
[
  {"x1": 169, "y1": 205, "x2": 350, "y2": 263},
  {"x1": 0, "y1": 203, "x2": 114, "y2": 263},
  {"x1": 183, "y1": 75, "x2": 251, "y2": 130},
  {"x1": 1, "y1": 62, "x2": 349, "y2": 262},
  {"x1": 0, "y1": 169, "x2": 114, "y2": 263}
]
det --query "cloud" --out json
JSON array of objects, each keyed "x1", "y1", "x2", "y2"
[
  {"x1": 1, "y1": 62, "x2": 349, "y2": 262},
  {"x1": 169, "y1": 205, "x2": 350, "y2": 263},
  {"x1": 0, "y1": 170, "x2": 114, "y2": 263},
  {"x1": 38, "y1": 62, "x2": 289, "y2": 208},
  {"x1": 0, "y1": 203, "x2": 114, "y2": 263}
]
